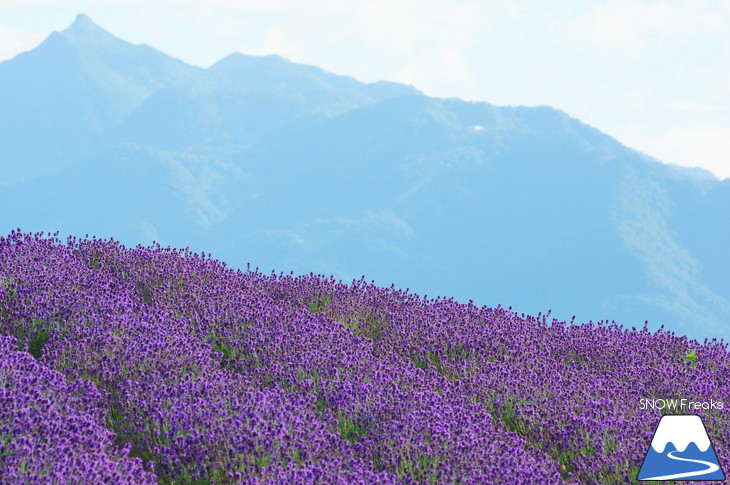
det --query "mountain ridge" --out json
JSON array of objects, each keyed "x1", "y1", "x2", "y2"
[{"x1": 2, "y1": 14, "x2": 729, "y2": 341}]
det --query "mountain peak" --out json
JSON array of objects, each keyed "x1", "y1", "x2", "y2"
[
  {"x1": 56, "y1": 13, "x2": 124, "y2": 49},
  {"x1": 72, "y1": 13, "x2": 93, "y2": 25},
  {"x1": 66, "y1": 13, "x2": 105, "y2": 35},
  {"x1": 35, "y1": 12, "x2": 161, "y2": 66},
  {"x1": 209, "y1": 52, "x2": 290, "y2": 72}
]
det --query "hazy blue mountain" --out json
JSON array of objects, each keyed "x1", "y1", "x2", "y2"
[
  {"x1": 0, "y1": 14, "x2": 207, "y2": 183},
  {"x1": 2, "y1": 15, "x2": 729, "y2": 342}
]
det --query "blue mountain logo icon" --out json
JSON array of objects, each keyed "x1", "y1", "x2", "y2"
[{"x1": 638, "y1": 414, "x2": 725, "y2": 481}]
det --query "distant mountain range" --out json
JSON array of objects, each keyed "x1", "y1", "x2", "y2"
[{"x1": 2, "y1": 14, "x2": 729, "y2": 341}]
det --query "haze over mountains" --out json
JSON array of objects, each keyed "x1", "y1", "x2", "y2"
[{"x1": 2, "y1": 14, "x2": 729, "y2": 341}]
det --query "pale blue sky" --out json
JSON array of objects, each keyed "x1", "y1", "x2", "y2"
[{"x1": 2, "y1": 0, "x2": 729, "y2": 179}]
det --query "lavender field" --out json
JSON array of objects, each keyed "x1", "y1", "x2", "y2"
[{"x1": 1, "y1": 230, "x2": 728, "y2": 484}]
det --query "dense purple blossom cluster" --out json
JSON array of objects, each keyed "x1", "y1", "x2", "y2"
[
  {"x1": 1, "y1": 230, "x2": 728, "y2": 484},
  {"x1": 0, "y1": 335, "x2": 156, "y2": 483}
]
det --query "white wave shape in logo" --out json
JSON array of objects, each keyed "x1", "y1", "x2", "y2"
[{"x1": 650, "y1": 415, "x2": 711, "y2": 453}]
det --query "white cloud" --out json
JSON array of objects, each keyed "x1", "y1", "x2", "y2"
[
  {"x1": 640, "y1": 125, "x2": 730, "y2": 180},
  {"x1": 551, "y1": 0, "x2": 728, "y2": 61},
  {"x1": 664, "y1": 103, "x2": 730, "y2": 113},
  {"x1": 316, "y1": 210, "x2": 414, "y2": 235},
  {"x1": 139, "y1": 220, "x2": 160, "y2": 244},
  {"x1": 0, "y1": 24, "x2": 45, "y2": 62}
]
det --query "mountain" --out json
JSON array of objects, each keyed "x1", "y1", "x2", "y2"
[
  {"x1": 0, "y1": 14, "x2": 206, "y2": 182},
  {"x1": 2, "y1": 14, "x2": 729, "y2": 341}
]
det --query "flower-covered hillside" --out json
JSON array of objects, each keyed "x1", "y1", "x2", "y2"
[{"x1": 1, "y1": 230, "x2": 728, "y2": 484}]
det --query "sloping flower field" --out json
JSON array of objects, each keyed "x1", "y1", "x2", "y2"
[{"x1": 1, "y1": 230, "x2": 728, "y2": 484}]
